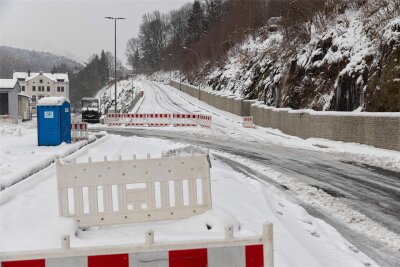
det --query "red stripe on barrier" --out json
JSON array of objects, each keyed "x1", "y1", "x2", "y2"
[
  {"x1": 169, "y1": 248, "x2": 207, "y2": 267},
  {"x1": 245, "y1": 244, "x2": 264, "y2": 267},
  {"x1": 2, "y1": 259, "x2": 45, "y2": 267},
  {"x1": 88, "y1": 254, "x2": 129, "y2": 267}
]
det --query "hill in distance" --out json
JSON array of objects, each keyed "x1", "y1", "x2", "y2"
[{"x1": 0, "y1": 46, "x2": 83, "y2": 78}]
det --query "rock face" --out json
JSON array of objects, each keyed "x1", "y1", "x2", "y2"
[{"x1": 197, "y1": 10, "x2": 400, "y2": 112}]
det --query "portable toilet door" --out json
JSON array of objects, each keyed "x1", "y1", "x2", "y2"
[
  {"x1": 37, "y1": 97, "x2": 71, "y2": 146},
  {"x1": 60, "y1": 101, "x2": 71, "y2": 143},
  {"x1": 37, "y1": 105, "x2": 62, "y2": 146}
]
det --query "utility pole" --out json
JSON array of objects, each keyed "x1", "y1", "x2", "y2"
[
  {"x1": 105, "y1": 16, "x2": 126, "y2": 113},
  {"x1": 183, "y1": 47, "x2": 201, "y2": 100}
]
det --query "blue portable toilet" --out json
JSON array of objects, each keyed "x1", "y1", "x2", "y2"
[{"x1": 37, "y1": 97, "x2": 71, "y2": 146}]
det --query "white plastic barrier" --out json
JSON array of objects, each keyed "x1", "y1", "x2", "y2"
[
  {"x1": 56, "y1": 151, "x2": 212, "y2": 228},
  {"x1": 243, "y1": 116, "x2": 254, "y2": 128},
  {"x1": 0, "y1": 223, "x2": 274, "y2": 267},
  {"x1": 71, "y1": 123, "x2": 88, "y2": 142},
  {"x1": 105, "y1": 113, "x2": 212, "y2": 128}
]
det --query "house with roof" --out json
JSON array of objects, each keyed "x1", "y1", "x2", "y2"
[
  {"x1": 13, "y1": 70, "x2": 69, "y2": 115},
  {"x1": 0, "y1": 78, "x2": 31, "y2": 121}
]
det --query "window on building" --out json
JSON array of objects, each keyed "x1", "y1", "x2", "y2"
[
  {"x1": 57, "y1": 87, "x2": 60, "y2": 92},
  {"x1": 38, "y1": 95, "x2": 44, "y2": 100},
  {"x1": 18, "y1": 78, "x2": 25, "y2": 81},
  {"x1": 39, "y1": 79, "x2": 43, "y2": 83},
  {"x1": 47, "y1": 86, "x2": 50, "y2": 91},
  {"x1": 22, "y1": 86, "x2": 25, "y2": 91},
  {"x1": 32, "y1": 86, "x2": 36, "y2": 91},
  {"x1": 32, "y1": 95, "x2": 36, "y2": 102},
  {"x1": 61, "y1": 87, "x2": 64, "y2": 92}
]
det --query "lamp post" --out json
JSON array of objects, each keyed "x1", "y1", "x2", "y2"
[
  {"x1": 105, "y1": 16, "x2": 126, "y2": 113},
  {"x1": 183, "y1": 46, "x2": 201, "y2": 100}
]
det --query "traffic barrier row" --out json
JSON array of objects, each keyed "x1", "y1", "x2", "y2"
[
  {"x1": 71, "y1": 123, "x2": 88, "y2": 142},
  {"x1": 106, "y1": 113, "x2": 212, "y2": 128},
  {"x1": 0, "y1": 223, "x2": 274, "y2": 267},
  {"x1": 56, "y1": 150, "x2": 212, "y2": 228}
]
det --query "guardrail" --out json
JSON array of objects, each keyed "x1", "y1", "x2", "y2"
[
  {"x1": 106, "y1": 113, "x2": 212, "y2": 128},
  {"x1": 0, "y1": 223, "x2": 274, "y2": 267},
  {"x1": 56, "y1": 150, "x2": 212, "y2": 228}
]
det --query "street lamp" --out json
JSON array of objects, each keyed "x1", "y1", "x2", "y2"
[
  {"x1": 105, "y1": 16, "x2": 126, "y2": 113},
  {"x1": 183, "y1": 46, "x2": 201, "y2": 100},
  {"x1": 168, "y1": 53, "x2": 173, "y2": 82}
]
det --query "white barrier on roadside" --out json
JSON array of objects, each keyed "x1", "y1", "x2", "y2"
[
  {"x1": 243, "y1": 116, "x2": 254, "y2": 128},
  {"x1": 71, "y1": 123, "x2": 88, "y2": 142},
  {"x1": 56, "y1": 151, "x2": 212, "y2": 228},
  {"x1": 0, "y1": 223, "x2": 274, "y2": 267},
  {"x1": 105, "y1": 113, "x2": 212, "y2": 128}
]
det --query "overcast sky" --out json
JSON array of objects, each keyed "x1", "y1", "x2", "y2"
[{"x1": 0, "y1": 0, "x2": 190, "y2": 65}]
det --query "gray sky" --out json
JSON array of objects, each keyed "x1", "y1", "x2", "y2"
[{"x1": 0, "y1": 0, "x2": 190, "y2": 65}]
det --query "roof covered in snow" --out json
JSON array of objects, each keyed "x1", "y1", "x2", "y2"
[
  {"x1": 37, "y1": 97, "x2": 69, "y2": 106},
  {"x1": 0, "y1": 79, "x2": 19, "y2": 89},
  {"x1": 13, "y1": 72, "x2": 69, "y2": 82}
]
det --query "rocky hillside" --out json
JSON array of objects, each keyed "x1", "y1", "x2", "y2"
[{"x1": 189, "y1": 1, "x2": 399, "y2": 112}]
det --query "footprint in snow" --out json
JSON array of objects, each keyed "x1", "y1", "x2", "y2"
[
  {"x1": 276, "y1": 210, "x2": 284, "y2": 215},
  {"x1": 278, "y1": 202, "x2": 285, "y2": 207},
  {"x1": 301, "y1": 219, "x2": 313, "y2": 225},
  {"x1": 309, "y1": 229, "x2": 320, "y2": 238}
]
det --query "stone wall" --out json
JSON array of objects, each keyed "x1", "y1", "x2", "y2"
[{"x1": 169, "y1": 80, "x2": 400, "y2": 151}]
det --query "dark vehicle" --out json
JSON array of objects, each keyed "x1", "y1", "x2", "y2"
[{"x1": 82, "y1": 97, "x2": 101, "y2": 123}]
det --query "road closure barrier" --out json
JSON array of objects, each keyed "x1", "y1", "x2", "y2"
[
  {"x1": 71, "y1": 123, "x2": 88, "y2": 142},
  {"x1": 243, "y1": 116, "x2": 254, "y2": 128},
  {"x1": 55, "y1": 150, "x2": 212, "y2": 228},
  {"x1": 106, "y1": 113, "x2": 212, "y2": 128},
  {"x1": 0, "y1": 223, "x2": 274, "y2": 267}
]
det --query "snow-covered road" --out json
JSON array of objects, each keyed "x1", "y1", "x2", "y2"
[{"x1": 92, "y1": 80, "x2": 400, "y2": 266}]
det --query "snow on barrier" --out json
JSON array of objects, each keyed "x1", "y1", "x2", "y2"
[
  {"x1": 105, "y1": 113, "x2": 212, "y2": 128},
  {"x1": 71, "y1": 123, "x2": 88, "y2": 142},
  {"x1": 0, "y1": 223, "x2": 274, "y2": 267},
  {"x1": 243, "y1": 116, "x2": 254, "y2": 128},
  {"x1": 56, "y1": 151, "x2": 212, "y2": 228}
]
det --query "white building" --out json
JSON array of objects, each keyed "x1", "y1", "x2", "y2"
[
  {"x1": 0, "y1": 79, "x2": 31, "y2": 121},
  {"x1": 13, "y1": 71, "x2": 69, "y2": 102}
]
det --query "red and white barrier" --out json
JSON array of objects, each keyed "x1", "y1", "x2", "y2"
[
  {"x1": 198, "y1": 115, "x2": 212, "y2": 128},
  {"x1": 243, "y1": 116, "x2": 254, "y2": 128},
  {"x1": 0, "y1": 223, "x2": 273, "y2": 267},
  {"x1": 105, "y1": 113, "x2": 212, "y2": 128},
  {"x1": 0, "y1": 115, "x2": 18, "y2": 124},
  {"x1": 71, "y1": 123, "x2": 88, "y2": 142}
]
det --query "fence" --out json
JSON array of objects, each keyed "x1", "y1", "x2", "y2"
[
  {"x1": 56, "y1": 151, "x2": 212, "y2": 228},
  {"x1": 106, "y1": 113, "x2": 212, "y2": 128},
  {"x1": 0, "y1": 223, "x2": 274, "y2": 267},
  {"x1": 0, "y1": 115, "x2": 18, "y2": 124},
  {"x1": 169, "y1": 80, "x2": 400, "y2": 151},
  {"x1": 71, "y1": 123, "x2": 88, "y2": 142}
]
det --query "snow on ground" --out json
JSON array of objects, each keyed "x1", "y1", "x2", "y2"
[
  {"x1": 0, "y1": 120, "x2": 93, "y2": 190},
  {"x1": 145, "y1": 81, "x2": 400, "y2": 172},
  {"x1": 0, "y1": 134, "x2": 376, "y2": 266}
]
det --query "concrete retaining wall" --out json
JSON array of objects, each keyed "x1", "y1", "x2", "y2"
[{"x1": 169, "y1": 80, "x2": 400, "y2": 151}]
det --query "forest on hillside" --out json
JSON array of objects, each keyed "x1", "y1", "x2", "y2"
[
  {"x1": 0, "y1": 46, "x2": 83, "y2": 78},
  {"x1": 126, "y1": 0, "x2": 400, "y2": 112},
  {"x1": 0, "y1": 46, "x2": 126, "y2": 107}
]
